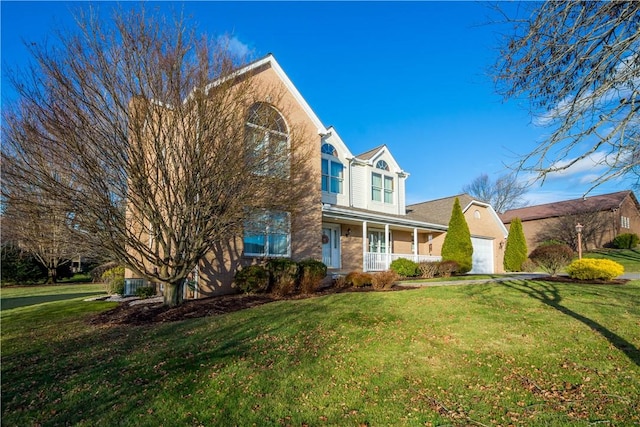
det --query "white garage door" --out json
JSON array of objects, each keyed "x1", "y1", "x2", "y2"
[{"x1": 470, "y1": 237, "x2": 494, "y2": 274}]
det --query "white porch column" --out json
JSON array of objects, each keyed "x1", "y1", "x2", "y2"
[
  {"x1": 385, "y1": 223, "x2": 390, "y2": 270},
  {"x1": 362, "y1": 221, "x2": 368, "y2": 272},
  {"x1": 413, "y1": 227, "x2": 418, "y2": 258}
]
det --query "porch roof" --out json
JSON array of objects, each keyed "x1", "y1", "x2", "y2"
[{"x1": 321, "y1": 204, "x2": 447, "y2": 232}]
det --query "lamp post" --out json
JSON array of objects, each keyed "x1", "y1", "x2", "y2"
[{"x1": 575, "y1": 223, "x2": 583, "y2": 259}]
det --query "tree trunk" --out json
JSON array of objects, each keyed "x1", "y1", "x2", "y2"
[
  {"x1": 163, "y1": 281, "x2": 183, "y2": 306},
  {"x1": 47, "y1": 267, "x2": 57, "y2": 284}
]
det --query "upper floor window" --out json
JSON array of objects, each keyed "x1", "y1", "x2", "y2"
[
  {"x1": 243, "y1": 209, "x2": 290, "y2": 257},
  {"x1": 376, "y1": 160, "x2": 390, "y2": 171},
  {"x1": 372, "y1": 172, "x2": 393, "y2": 204},
  {"x1": 321, "y1": 143, "x2": 343, "y2": 194},
  {"x1": 245, "y1": 103, "x2": 289, "y2": 177},
  {"x1": 321, "y1": 143, "x2": 338, "y2": 156}
]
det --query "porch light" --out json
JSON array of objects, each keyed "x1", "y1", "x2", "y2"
[{"x1": 345, "y1": 228, "x2": 351, "y2": 237}]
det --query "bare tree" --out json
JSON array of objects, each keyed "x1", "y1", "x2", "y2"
[
  {"x1": 462, "y1": 173, "x2": 528, "y2": 213},
  {"x1": 2, "y1": 6, "x2": 314, "y2": 305},
  {"x1": 535, "y1": 211, "x2": 612, "y2": 252},
  {"x1": 493, "y1": 1, "x2": 640, "y2": 192}
]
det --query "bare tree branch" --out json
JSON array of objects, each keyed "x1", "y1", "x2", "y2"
[
  {"x1": 462, "y1": 173, "x2": 528, "y2": 213},
  {"x1": 1, "y1": 5, "x2": 314, "y2": 305},
  {"x1": 493, "y1": 1, "x2": 640, "y2": 192}
]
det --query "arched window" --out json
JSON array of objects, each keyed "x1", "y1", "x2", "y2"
[
  {"x1": 376, "y1": 160, "x2": 390, "y2": 171},
  {"x1": 321, "y1": 143, "x2": 343, "y2": 194},
  {"x1": 372, "y1": 160, "x2": 393, "y2": 204},
  {"x1": 245, "y1": 103, "x2": 289, "y2": 176},
  {"x1": 321, "y1": 143, "x2": 338, "y2": 156}
]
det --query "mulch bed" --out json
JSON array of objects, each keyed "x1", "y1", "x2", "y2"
[
  {"x1": 535, "y1": 275, "x2": 629, "y2": 285},
  {"x1": 89, "y1": 276, "x2": 629, "y2": 326},
  {"x1": 89, "y1": 285, "x2": 419, "y2": 326}
]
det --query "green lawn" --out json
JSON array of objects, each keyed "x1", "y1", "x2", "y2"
[
  {"x1": 2, "y1": 280, "x2": 639, "y2": 426},
  {"x1": 584, "y1": 248, "x2": 640, "y2": 272},
  {"x1": 0, "y1": 283, "x2": 107, "y2": 310}
]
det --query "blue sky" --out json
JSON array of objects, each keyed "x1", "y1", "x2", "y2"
[{"x1": 1, "y1": 1, "x2": 633, "y2": 207}]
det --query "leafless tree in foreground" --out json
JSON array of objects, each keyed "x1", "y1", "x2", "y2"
[
  {"x1": 493, "y1": 1, "x2": 640, "y2": 192},
  {"x1": 2, "y1": 6, "x2": 314, "y2": 305},
  {"x1": 462, "y1": 173, "x2": 528, "y2": 213}
]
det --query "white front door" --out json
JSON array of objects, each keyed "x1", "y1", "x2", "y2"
[{"x1": 322, "y1": 224, "x2": 341, "y2": 269}]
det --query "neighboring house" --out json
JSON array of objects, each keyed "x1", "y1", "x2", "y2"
[
  {"x1": 124, "y1": 54, "x2": 508, "y2": 297},
  {"x1": 500, "y1": 190, "x2": 640, "y2": 252}
]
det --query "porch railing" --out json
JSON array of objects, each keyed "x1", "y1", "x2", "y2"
[
  {"x1": 124, "y1": 278, "x2": 147, "y2": 296},
  {"x1": 364, "y1": 253, "x2": 442, "y2": 272}
]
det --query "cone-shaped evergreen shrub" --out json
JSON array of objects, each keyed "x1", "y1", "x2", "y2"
[
  {"x1": 441, "y1": 198, "x2": 473, "y2": 273},
  {"x1": 504, "y1": 217, "x2": 528, "y2": 272}
]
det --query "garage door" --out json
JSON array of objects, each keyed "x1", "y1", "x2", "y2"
[{"x1": 470, "y1": 237, "x2": 494, "y2": 274}]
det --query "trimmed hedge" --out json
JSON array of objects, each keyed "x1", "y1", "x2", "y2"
[
  {"x1": 566, "y1": 258, "x2": 624, "y2": 281},
  {"x1": 390, "y1": 258, "x2": 419, "y2": 277}
]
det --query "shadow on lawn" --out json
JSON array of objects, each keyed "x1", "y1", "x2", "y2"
[{"x1": 502, "y1": 280, "x2": 640, "y2": 368}]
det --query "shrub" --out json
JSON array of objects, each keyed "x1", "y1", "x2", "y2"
[
  {"x1": 297, "y1": 259, "x2": 327, "y2": 295},
  {"x1": 528, "y1": 244, "x2": 574, "y2": 276},
  {"x1": 612, "y1": 233, "x2": 639, "y2": 249},
  {"x1": 333, "y1": 275, "x2": 347, "y2": 289},
  {"x1": 390, "y1": 258, "x2": 419, "y2": 277},
  {"x1": 520, "y1": 259, "x2": 538, "y2": 272},
  {"x1": 437, "y1": 260, "x2": 459, "y2": 278},
  {"x1": 101, "y1": 266, "x2": 125, "y2": 295},
  {"x1": 371, "y1": 270, "x2": 398, "y2": 290},
  {"x1": 135, "y1": 285, "x2": 156, "y2": 299},
  {"x1": 566, "y1": 258, "x2": 624, "y2": 281},
  {"x1": 441, "y1": 198, "x2": 473, "y2": 273},
  {"x1": 266, "y1": 258, "x2": 299, "y2": 295},
  {"x1": 504, "y1": 217, "x2": 528, "y2": 272},
  {"x1": 0, "y1": 243, "x2": 47, "y2": 285},
  {"x1": 234, "y1": 264, "x2": 270, "y2": 293},
  {"x1": 345, "y1": 272, "x2": 373, "y2": 287},
  {"x1": 417, "y1": 261, "x2": 439, "y2": 279}
]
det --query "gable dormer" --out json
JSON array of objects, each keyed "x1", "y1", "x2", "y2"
[{"x1": 350, "y1": 145, "x2": 408, "y2": 215}]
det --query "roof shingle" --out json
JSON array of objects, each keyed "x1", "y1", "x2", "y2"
[{"x1": 500, "y1": 191, "x2": 634, "y2": 223}]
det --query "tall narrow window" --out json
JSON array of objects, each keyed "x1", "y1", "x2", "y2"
[
  {"x1": 372, "y1": 172, "x2": 394, "y2": 204},
  {"x1": 321, "y1": 143, "x2": 343, "y2": 194},
  {"x1": 243, "y1": 210, "x2": 291, "y2": 257},
  {"x1": 245, "y1": 103, "x2": 289, "y2": 177}
]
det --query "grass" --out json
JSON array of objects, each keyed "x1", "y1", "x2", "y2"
[
  {"x1": 0, "y1": 283, "x2": 107, "y2": 310},
  {"x1": 2, "y1": 280, "x2": 639, "y2": 426},
  {"x1": 584, "y1": 248, "x2": 640, "y2": 272}
]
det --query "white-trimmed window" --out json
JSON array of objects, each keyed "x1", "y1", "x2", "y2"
[
  {"x1": 621, "y1": 216, "x2": 630, "y2": 229},
  {"x1": 372, "y1": 172, "x2": 394, "y2": 204},
  {"x1": 245, "y1": 103, "x2": 289, "y2": 177},
  {"x1": 321, "y1": 143, "x2": 343, "y2": 194},
  {"x1": 369, "y1": 230, "x2": 391, "y2": 253},
  {"x1": 243, "y1": 210, "x2": 291, "y2": 257}
]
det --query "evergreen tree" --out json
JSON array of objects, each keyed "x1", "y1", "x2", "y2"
[
  {"x1": 503, "y1": 217, "x2": 528, "y2": 272},
  {"x1": 441, "y1": 198, "x2": 473, "y2": 273}
]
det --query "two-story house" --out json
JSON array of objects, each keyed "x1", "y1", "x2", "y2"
[{"x1": 124, "y1": 54, "x2": 508, "y2": 297}]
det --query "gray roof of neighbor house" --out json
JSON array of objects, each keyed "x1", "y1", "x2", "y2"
[
  {"x1": 405, "y1": 194, "x2": 477, "y2": 224},
  {"x1": 500, "y1": 190, "x2": 637, "y2": 224}
]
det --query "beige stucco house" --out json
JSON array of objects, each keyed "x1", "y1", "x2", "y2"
[{"x1": 125, "y1": 54, "x2": 508, "y2": 297}]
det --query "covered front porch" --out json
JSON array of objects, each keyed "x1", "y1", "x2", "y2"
[{"x1": 322, "y1": 205, "x2": 447, "y2": 273}]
